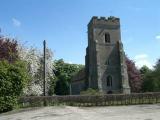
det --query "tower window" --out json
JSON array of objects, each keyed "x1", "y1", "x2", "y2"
[
  {"x1": 105, "y1": 33, "x2": 110, "y2": 43},
  {"x1": 107, "y1": 75, "x2": 112, "y2": 87},
  {"x1": 105, "y1": 59, "x2": 110, "y2": 65}
]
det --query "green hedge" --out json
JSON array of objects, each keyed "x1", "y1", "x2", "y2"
[
  {"x1": 0, "y1": 60, "x2": 29, "y2": 113},
  {"x1": 0, "y1": 96, "x2": 17, "y2": 112}
]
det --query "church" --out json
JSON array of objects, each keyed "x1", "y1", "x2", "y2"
[{"x1": 71, "y1": 16, "x2": 130, "y2": 94}]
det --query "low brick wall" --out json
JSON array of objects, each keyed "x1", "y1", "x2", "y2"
[{"x1": 18, "y1": 92, "x2": 160, "y2": 107}]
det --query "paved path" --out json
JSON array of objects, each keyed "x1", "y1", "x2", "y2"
[{"x1": 1, "y1": 104, "x2": 160, "y2": 120}]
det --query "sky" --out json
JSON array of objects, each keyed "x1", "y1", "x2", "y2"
[{"x1": 0, "y1": 0, "x2": 160, "y2": 69}]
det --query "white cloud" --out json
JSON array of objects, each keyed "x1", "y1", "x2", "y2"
[
  {"x1": 12, "y1": 18, "x2": 21, "y2": 27},
  {"x1": 67, "y1": 61, "x2": 73, "y2": 64},
  {"x1": 155, "y1": 35, "x2": 160, "y2": 39},
  {"x1": 134, "y1": 54, "x2": 153, "y2": 69},
  {"x1": 134, "y1": 54, "x2": 148, "y2": 60}
]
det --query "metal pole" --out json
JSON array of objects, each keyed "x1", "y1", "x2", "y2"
[{"x1": 43, "y1": 40, "x2": 46, "y2": 96}]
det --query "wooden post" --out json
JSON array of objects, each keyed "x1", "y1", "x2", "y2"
[
  {"x1": 43, "y1": 40, "x2": 46, "y2": 96},
  {"x1": 43, "y1": 40, "x2": 47, "y2": 106}
]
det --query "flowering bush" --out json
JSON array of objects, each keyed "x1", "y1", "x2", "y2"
[
  {"x1": 126, "y1": 57, "x2": 142, "y2": 92},
  {"x1": 17, "y1": 44, "x2": 54, "y2": 96}
]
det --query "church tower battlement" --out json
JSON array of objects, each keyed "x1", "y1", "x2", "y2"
[{"x1": 88, "y1": 16, "x2": 120, "y2": 26}]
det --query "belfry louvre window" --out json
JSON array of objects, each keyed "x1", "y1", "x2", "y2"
[
  {"x1": 107, "y1": 75, "x2": 112, "y2": 87},
  {"x1": 106, "y1": 59, "x2": 110, "y2": 65},
  {"x1": 105, "y1": 33, "x2": 110, "y2": 43}
]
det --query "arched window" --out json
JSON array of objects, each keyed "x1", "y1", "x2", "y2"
[
  {"x1": 107, "y1": 75, "x2": 112, "y2": 87},
  {"x1": 105, "y1": 33, "x2": 110, "y2": 43},
  {"x1": 105, "y1": 59, "x2": 110, "y2": 65}
]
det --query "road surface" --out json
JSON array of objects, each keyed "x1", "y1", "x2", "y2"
[{"x1": 1, "y1": 104, "x2": 160, "y2": 120}]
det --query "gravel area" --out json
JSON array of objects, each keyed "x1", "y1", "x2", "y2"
[{"x1": 1, "y1": 104, "x2": 160, "y2": 120}]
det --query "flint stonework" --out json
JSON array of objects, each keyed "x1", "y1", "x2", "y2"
[{"x1": 71, "y1": 16, "x2": 130, "y2": 94}]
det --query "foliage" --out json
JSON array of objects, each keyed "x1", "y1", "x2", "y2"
[
  {"x1": 154, "y1": 59, "x2": 160, "y2": 71},
  {"x1": 54, "y1": 59, "x2": 84, "y2": 95},
  {"x1": 140, "y1": 65, "x2": 151, "y2": 75},
  {"x1": 17, "y1": 44, "x2": 54, "y2": 96},
  {"x1": 0, "y1": 60, "x2": 30, "y2": 113},
  {"x1": 0, "y1": 36, "x2": 18, "y2": 62},
  {"x1": 80, "y1": 88, "x2": 102, "y2": 95},
  {"x1": 139, "y1": 65, "x2": 151, "y2": 86},
  {"x1": 142, "y1": 59, "x2": 160, "y2": 92},
  {"x1": 48, "y1": 76, "x2": 57, "y2": 96},
  {"x1": 142, "y1": 73, "x2": 155, "y2": 92},
  {"x1": 126, "y1": 57, "x2": 142, "y2": 93}
]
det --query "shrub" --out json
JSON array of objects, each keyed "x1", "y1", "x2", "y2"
[
  {"x1": 80, "y1": 88, "x2": 102, "y2": 95},
  {"x1": 0, "y1": 60, "x2": 30, "y2": 113}
]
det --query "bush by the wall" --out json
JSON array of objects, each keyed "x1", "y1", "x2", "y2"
[
  {"x1": 0, "y1": 60, "x2": 29, "y2": 113},
  {"x1": 80, "y1": 88, "x2": 102, "y2": 95}
]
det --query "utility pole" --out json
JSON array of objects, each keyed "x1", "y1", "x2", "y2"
[
  {"x1": 69, "y1": 84, "x2": 72, "y2": 95},
  {"x1": 43, "y1": 40, "x2": 46, "y2": 96}
]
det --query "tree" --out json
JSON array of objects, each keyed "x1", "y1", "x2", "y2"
[
  {"x1": 140, "y1": 65, "x2": 151, "y2": 86},
  {"x1": 142, "y1": 59, "x2": 160, "y2": 92},
  {"x1": 0, "y1": 35, "x2": 31, "y2": 112},
  {"x1": 126, "y1": 57, "x2": 142, "y2": 93},
  {"x1": 53, "y1": 59, "x2": 84, "y2": 95},
  {"x1": 140, "y1": 65, "x2": 151, "y2": 75},
  {"x1": 0, "y1": 60, "x2": 30, "y2": 113},
  {"x1": 17, "y1": 44, "x2": 54, "y2": 96},
  {"x1": 0, "y1": 36, "x2": 18, "y2": 62},
  {"x1": 154, "y1": 59, "x2": 160, "y2": 71}
]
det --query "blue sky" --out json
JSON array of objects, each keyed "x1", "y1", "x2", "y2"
[{"x1": 0, "y1": 0, "x2": 160, "y2": 69}]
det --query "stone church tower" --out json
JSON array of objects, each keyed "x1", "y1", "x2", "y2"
[{"x1": 71, "y1": 16, "x2": 130, "y2": 94}]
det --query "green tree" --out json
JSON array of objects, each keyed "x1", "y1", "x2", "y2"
[
  {"x1": 140, "y1": 65, "x2": 151, "y2": 75},
  {"x1": 0, "y1": 35, "x2": 30, "y2": 112},
  {"x1": 154, "y1": 59, "x2": 160, "y2": 71},
  {"x1": 142, "y1": 59, "x2": 160, "y2": 92},
  {"x1": 0, "y1": 60, "x2": 30, "y2": 113},
  {"x1": 53, "y1": 59, "x2": 84, "y2": 95},
  {"x1": 140, "y1": 65, "x2": 152, "y2": 89}
]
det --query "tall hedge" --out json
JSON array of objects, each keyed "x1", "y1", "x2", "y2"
[{"x1": 0, "y1": 60, "x2": 29, "y2": 113}]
